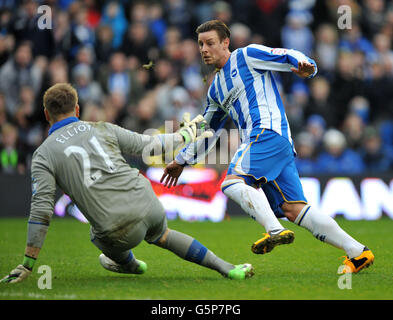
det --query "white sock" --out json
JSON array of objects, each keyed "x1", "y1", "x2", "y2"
[
  {"x1": 295, "y1": 205, "x2": 364, "y2": 258},
  {"x1": 222, "y1": 179, "x2": 284, "y2": 233}
]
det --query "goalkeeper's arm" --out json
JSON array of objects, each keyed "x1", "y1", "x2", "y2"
[
  {"x1": 1, "y1": 156, "x2": 54, "y2": 284},
  {"x1": 108, "y1": 113, "x2": 213, "y2": 157}
]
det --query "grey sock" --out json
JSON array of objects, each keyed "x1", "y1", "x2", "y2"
[{"x1": 157, "y1": 229, "x2": 234, "y2": 276}]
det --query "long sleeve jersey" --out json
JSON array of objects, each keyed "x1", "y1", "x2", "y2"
[
  {"x1": 28, "y1": 118, "x2": 184, "y2": 247},
  {"x1": 175, "y1": 44, "x2": 317, "y2": 165}
]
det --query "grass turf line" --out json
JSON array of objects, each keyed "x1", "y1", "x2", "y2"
[{"x1": 0, "y1": 216, "x2": 392, "y2": 300}]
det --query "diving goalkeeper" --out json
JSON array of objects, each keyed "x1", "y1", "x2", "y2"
[{"x1": 1, "y1": 83, "x2": 254, "y2": 283}]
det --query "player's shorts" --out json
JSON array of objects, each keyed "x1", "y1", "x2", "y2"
[
  {"x1": 90, "y1": 196, "x2": 167, "y2": 260},
  {"x1": 227, "y1": 128, "x2": 307, "y2": 218}
]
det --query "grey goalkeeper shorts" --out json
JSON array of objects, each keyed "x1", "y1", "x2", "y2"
[{"x1": 90, "y1": 197, "x2": 168, "y2": 254}]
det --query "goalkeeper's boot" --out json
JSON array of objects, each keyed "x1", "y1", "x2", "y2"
[
  {"x1": 339, "y1": 247, "x2": 374, "y2": 274},
  {"x1": 99, "y1": 254, "x2": 147, "y2": 274},
  {"x1": 251, "y1": 228, "x2": 295, "y2": 254},
  {"x1": 227, "y1": 264, "x2": 254, "y2": 280}
]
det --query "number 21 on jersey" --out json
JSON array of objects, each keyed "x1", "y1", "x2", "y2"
[{"x1": 64, "y1": 136, "x2": 116, "y2": 187}]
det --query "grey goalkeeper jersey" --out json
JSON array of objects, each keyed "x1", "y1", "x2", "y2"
[{"x1": 29, "y1": 119, "x2": 183, "y2": 240}]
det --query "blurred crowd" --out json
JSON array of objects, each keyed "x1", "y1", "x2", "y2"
[{"x1": 0, "y1": 0, "x2": 393, "y2": 176}]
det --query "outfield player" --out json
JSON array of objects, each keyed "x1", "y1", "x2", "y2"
[
  {"x1": 161, "y1": 20, "x2": 374, "y2": 273},
  {"x1": 1, "y1": 83, "x2": 254, "y2": 283}
]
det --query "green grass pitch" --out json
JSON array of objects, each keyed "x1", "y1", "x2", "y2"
[{"x1": 0, "y1": 216, "x2": 392, "y2": 300}]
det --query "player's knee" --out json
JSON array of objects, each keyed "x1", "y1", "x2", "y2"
[
  {"x1": 282, "y1": 202, "x2": 307, "y2": 222},
  {"x1": 220, "y1": 178, "x2": 244, "y2": 195},
  {"x1": 154, "y1": 228, "x2": 170, "y2": 248}
]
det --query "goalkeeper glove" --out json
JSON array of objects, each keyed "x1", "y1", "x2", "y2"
[
  {"x1": 178, "y1": 113, "x2": 213, "y2": 144},
  {"x1": 1, "y1": 265, "x2": 32, "y2": 284},
  {"x1": 1, "y1": 255, "x2": 36, "y2": 284}
]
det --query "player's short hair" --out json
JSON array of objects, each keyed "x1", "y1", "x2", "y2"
[
  {"x1": 43, "y1": 83, "x2": 78, "y2": 117},
  {"x1": 196, "y1": 20, "x2": 230, "y2": 42}
]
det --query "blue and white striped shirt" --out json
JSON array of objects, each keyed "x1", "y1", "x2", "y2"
[{"x1": 176, "y1": 44, "x2": 317, "y2": 165}]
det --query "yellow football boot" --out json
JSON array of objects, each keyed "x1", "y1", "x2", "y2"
[
  {"x1": 251, "y1": 229, "x2": 295, "y2": 254},
  {"x1": 340, "y1": 247, "x2": 374, "y2": 274}
]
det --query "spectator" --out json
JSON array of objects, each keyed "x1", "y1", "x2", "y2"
[
  {"x1": 0, "y1": 93, "x2": 9, "y2": 128},
  {"x1": 316, "y1": 129, "x2": 365, "y2": 174},
  {"x1": 331, "y1": 51, "x2": 365, "y2": 123},
  {"x1": 304, "y1": 76, "x2": 336, "y2": 128},
  {"x1": 341, "y1": 112, "x2": 365, "y2": 151},
  {"x1": 360, "y1": 126, "x2": 393, "y2": 173},
  {"x1": 294, "y1": 131, "x2": 319, "y2": 175},
  {"x1": 100, "y1": 1, "x2": 128, "y2": 49},
  {"x1": 121, "y1": 22, "x2": 157, "y2": 65},
  {"x1": 0, "y1": 122, "x2": 25, "y2": 174},
  {"x1": 98, "y1": 51, "x2": 143, "y2": 104},
  {"x1": 314, "y1": 23, "x2": 339, "y2": 77},
  {"x1": 0, "y1": 0, "x2": 392, "y2": 177},
  {"x1": 71, "y1": 63, "x2": 103, "y2": 106},
  {"x1": 162, "y1": 26, "x2": 183, "y2": 65},
  {"x1": 348, "y1": 96, "x2": 370, "y2": 125},
  {"x1": 94, "y1": 24, "x2": 115, "y2": 65},
  {"x1": 229, "y1": 23, "x2": 251, "y2": 50},
  {"x1": 81, "y1": 101, "x2": 106, "y2": 122},
  {"x1": 164, "y1": 0, "x2": 192, "y2": 38},
  {"x1": 212, "y1": 1, "x2": 232, "y2": 26},
  {"x1": 0, "y1": 41, "x2": 43, "y2": 117},
  {"x1": 338, "y1": 22, "x2": 376, "y2": 62},
  {"x1": 286, "y1": 81, "x2": 309, "y2": 135},
  {"x1": 360, "y1": 0, "x2": 386, "y2": 40},
  {"x1": 69, "y1": 3, "x2": 95, "y2": 58},
  {"x1": 372, "y1": 33, "x2": 393, "y2": 77},
  {"x1": 281, "y1": 10, "x2": 314, "y2": 57},
  {"x1": 305, "y1": 114, "x2": 326, "y2": 154},
  {"x1": 8, "y1": 0, "x2": 55, "y2": 58},
  {"x1": 0, "y1": 33, "x2": 12, "y2": 68},
  {"x1": 53, "y1": 10, "x2": 73, "y2": 61},
  {"x1": 249, "y1": 0, "x2": 287, "y2": 48},
  {"x1": 170, "y1": 86, "x2": 198, "y2": 123},
  {"x1": 179, "y1": 38, "x2": 204, "y2": 101},
  {"x1": 148, "y1": 2, "x2": 167, "y2": 49}
]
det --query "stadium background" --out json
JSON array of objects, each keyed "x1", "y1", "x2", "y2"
[{"x1": 0, "y1": 0, "x2": 393, "y2": 221}]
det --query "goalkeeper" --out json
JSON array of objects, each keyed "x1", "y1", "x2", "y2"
[{"x1": 1, "y1": 83, "x2": 254, "y2": 283}]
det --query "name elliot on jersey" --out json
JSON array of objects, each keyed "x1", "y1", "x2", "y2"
[{"x1": 55, "y1": 123, "x2": 92, "y2": 144}]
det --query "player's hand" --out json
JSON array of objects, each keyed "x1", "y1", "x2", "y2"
[
  {"x1": 178, "y1": 113, "x2": 213, "y2": 144},
  {"x1": 1, "y1": 265, "x2": 31, "y2": 284},
  {"x1": 290, "y1": 61, "x2": 315, "y2": 78},
  {"x1": 160, "y1": 160, "x2": 184, "y2": 188}
]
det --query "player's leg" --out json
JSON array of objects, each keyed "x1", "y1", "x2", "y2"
[
  {"x1": 277, "y1": 160, "x2": 374, "y2": 273},
  {"x1": 145, "y1": 199, "x2": 254, "y2": 279},
  {"x1": 222, "y1": 129, "x2": 295, "y2": 254},
  {"x1": 221, "y1": 175, "x2": 285, "y2": 233},
  {"x1": 90, "y1": 225, "x2": 147, "y2": 274},
  {"x1": 222, "y1": 130, "x2": 289, "y2": 234}
]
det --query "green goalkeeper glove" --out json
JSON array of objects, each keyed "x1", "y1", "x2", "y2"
[
  {"x1": 1, "y1": 265, "x2": 32, "y2": 284},
  {"x1": 178, "y1": 113, "x2": 213, "y2": 144},
  {"x1": 1, "y1": 255, "x2": 35, "y2": 284}
]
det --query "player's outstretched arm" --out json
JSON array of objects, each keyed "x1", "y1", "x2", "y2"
[
  {"x1": 160, "y1": 160, "x2": 184, "y2": 188},
  {"x1": 290, "y1": 61, "x2": 316, "y2": 78},
  {"x1": 1, "y1": 153, "x2": 55, "y2": 284},
  {"x1": 1, "y1": 246, "x2": 41, "y2": 284},
  {"x1": 110, "y1": 113, "x2": 212, "y2": 157},
  {"x1": 177, "y1": 112, "x2": 213, "y2": 144}
]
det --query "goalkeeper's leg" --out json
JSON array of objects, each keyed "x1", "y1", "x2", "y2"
[
  {"x1": 90, "y1": 225, "x2": 147, "y2": 274},
  {"x1": 146, "y1": 198, "x2": 254, "y2": 279}
]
